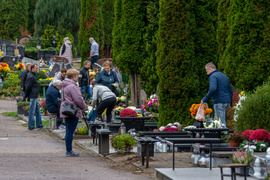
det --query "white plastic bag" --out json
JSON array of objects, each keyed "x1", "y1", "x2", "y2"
[{"x1": 195, "y1": 104, "x2": 205, "y2": 121}]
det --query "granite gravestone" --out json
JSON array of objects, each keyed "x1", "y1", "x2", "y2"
[
  {"x1": 48, "y1": 56, "x2": 72, "y2": 78},
  {"x1": 38, "y1": 50, "x2": 57, "y2": 63},
  {"x1": 2, "y1": 44, "x2": 25, "y2": 58},
  {"x1": 22, "y1": 57, "x2": 40, "y2": 67}
]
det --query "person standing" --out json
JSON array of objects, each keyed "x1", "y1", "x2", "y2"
[
  {"x1": 46, "y1": 80, "x2": 62, "y2": 129},
  {"x1": 60, "y1": 37, "x2": 73, "y2": 65},
  {"x1": 79, "y1": 61, "x2": 91, "y2": 102},
  {"x1": 89, "y1": 37, "x2": 99, "y2": 69},
  {"x1": 49, "y1": 68, "x2": 67, "y2": 86},
  {"x1": 95, "y1": 61, "x2": 119, "y2": 91},
  {"x1": 60, "y1": 69, "x2": 86, "y2": 157},
  {"x1": 113, "y1": 66, "x2": 123, "y2": 86},
  {"x1": 92, "y1": 85, "x2": 116, "y2": 123},
  {"x1": 25, "y1": 63, "x2": 43, "y2": 130},
  {"x1": 20, "y1": 63, "x2": 31, "y2": 91},
  {"x1": 201, "y1": 62, "x2": 232, "y2": 127}
]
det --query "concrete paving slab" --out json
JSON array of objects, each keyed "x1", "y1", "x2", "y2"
[{"x1": 156, "y1": 168, "x2": 256, "y2": 180}]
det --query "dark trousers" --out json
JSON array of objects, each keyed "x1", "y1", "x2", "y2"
[
  {"x1": 96, "y1": 97, "x2": 116, "y2": 123},
  {"x1": 65, "y1": 117, "x2": 79, "y2": 152},
  {"x1": 90, "y1": 55, "x2": 99, "y2": 69}
]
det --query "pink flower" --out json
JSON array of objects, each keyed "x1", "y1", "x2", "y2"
[
  {"x1": 148, "y1": 114, "x2": 153, "y2": 117},
  {"x1": 157, "y1": 103, "x2": 159, "y2": 108}
]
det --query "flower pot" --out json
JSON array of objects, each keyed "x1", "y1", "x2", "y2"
[
  {"x1": 45, "y1": 111, "x2": 48, "y2": 116},
  {"x1": 229, "y1": 141, "x2": 240, "y2": 147},
  {"x1": 235, "y1": 167, "x2": 250, "y2": 176}
]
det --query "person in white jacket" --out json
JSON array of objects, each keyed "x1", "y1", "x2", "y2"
[{"x1": 60, "y1": 37, "x2": 73, "y2": 65}]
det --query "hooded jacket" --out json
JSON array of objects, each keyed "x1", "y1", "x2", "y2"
[
  {"x1": 25, "y1": 71, "x2": 38, "y2": 99},
  {"x1": 94, "y1": 69, "x2": 119, "y2": 90},
  {"x1": 60, "y1": 79, "x2": 86, "y2": 118}
]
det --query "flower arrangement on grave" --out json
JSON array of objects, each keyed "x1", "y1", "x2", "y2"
[
  {"x1": 225, "y1": 132, "x2": 245, "y2": 143},
  {"x1": 142, "y1": 94, "x2": 159, "y2": 113},
  {"x1": 204, "y1": 117, "x2": 226, "y2": 128},
  {"x1": 190, "y1": 104, "x2": 213, "y2": 117},
  {"x1": 119, "y1": 108, "x2": 137, "y2": 117},
  {"x1": 159, "y1": 122, "x2": 182, "y2": 132},
  {"x1": 231, "y1": 148, "x2": 254, "y2": 167},
  {"x1": 0, "y1": 63, "x2": 10, "y2": 77},
  {"x1": 241, "y1": 130, "x2": 254, "y2": 141},
  {"x1": 40, "y1": 100, "x2": 47, "y2": 114},
  {"x1": 249, "y1": 129, "x2": 270, "y2": 142},
  {"x1": 114, "y1": 106, "x2": 124, "y2": 116},
  {"x1": 15, "y1": 62, "x2": 26, "y2": 70}
]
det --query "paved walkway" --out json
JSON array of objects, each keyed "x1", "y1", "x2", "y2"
[{"x1": 0, "y1": 99, "x2": 151, "y2": 180}]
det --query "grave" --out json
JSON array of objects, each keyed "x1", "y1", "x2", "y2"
[
  {"x1": 22, "y1": 57, "x2": 40, "y2": 67},
  {"x1": 48, "y1": 56, "x2": 72, "y2": 77},
  {"x1": 37, "y1": 50, "x2": 57, "y2": 63}
]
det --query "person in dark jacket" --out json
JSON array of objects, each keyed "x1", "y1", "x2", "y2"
[
  {"x1": 78, "y1": 61, "x2": 91, "y2": 102},
  {"x1": 25, "y1": 63, "x2": 43, "y2": 130},
  {"x1": 60, "y1": 69, "x2": 86, "y2": 157},
  {"x1": 95, "y1": 61, "x2": 119, "y2": 91},
  {"x1": 201, "y1": 62, "x2": 232, "y2": 127},
  {"x1": 20, "y1": 63, "x2": 31, "y2": 91},
  {"x1": 46, "y1": 79, "x2": 62, "y2": 128}
]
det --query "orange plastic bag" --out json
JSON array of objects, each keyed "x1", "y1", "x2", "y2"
[{"x1": 195, "y1": 104, "x2": 205, "y2": 121}]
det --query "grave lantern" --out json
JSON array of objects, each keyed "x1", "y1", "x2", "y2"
[
  {"x1": 52, "y1": 34, "x2": 56, "y2": 48},
  {"x1": 198, "y1": 150, "x2": 207, "y2": 167},
  {"x1": 191, "y1": 150, "x2": 200, "y2": 167}
]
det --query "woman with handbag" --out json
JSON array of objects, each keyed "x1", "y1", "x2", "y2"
[
  {"x1": 95, "y1": 60, "x2": 119, "y2": 96},
  {"x1": 60, "y1": 69, "x2": 86, "y2": 157}
]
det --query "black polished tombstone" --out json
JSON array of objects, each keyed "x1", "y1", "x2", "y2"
[{"x1": 37, "y1": 50, "x2": 57, "y2": 63}]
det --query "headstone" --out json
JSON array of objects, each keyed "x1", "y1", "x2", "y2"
[
  {"x1": 48, "y1": 56, "x2": 72, "y2": 77},
  {"x1": 1, "y1": 44, "x2": 25, "y2": 58},
  {"x1": 22, "y1": 57, "x2": 40, "y2": 67},
  {"x1": 37, "y1": 50, "x2": 57, "y2": 63}
]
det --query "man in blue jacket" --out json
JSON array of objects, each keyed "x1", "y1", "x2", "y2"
[
  {"x1": 46, "y1": 80, "x2": 62, "y2": 128},
  {"x1": 201, "y1": 62, "x2": 232, "y2": 127}
]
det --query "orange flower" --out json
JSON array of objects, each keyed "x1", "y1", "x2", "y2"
[
  {"x1": 3, "y1": 67, "x2": 8, "y2": 71},
  {"x1": 0, "y1": 66, "x2": 2, "y2": 71},
  {"x1": 1, "y1": 63, "x2": 8, "y2": 67},
  {"x1": 190, "y1": 104, "x2": 213, "y2": 117}
]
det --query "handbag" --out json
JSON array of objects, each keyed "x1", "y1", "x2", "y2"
[
  {"x1": 195, "y1": 103, "x2": 205, "y2": 121},
  {"x1": 61, "y1": 88, "x2": 78, "y2": 117},
  {"x1": 88, "y1": 109, "x2": 97, "y2": 122}
]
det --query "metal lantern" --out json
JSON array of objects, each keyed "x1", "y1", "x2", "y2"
[
  {"x1": 198, "y1": 151, "x2": 207, "y2": 167},
  {"x1": 265, "y1": 147, "x2": 270, "y2": 176},
  {"x1": 191, "y1": 150, "x2": 201, "y2": 167}
]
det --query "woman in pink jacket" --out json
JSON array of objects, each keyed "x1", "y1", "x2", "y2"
[{"x1": 60, "y1": 69, "x2": 86, "y2": 157}]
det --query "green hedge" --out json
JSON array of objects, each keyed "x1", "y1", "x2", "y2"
[
  {"x1": 25, "y1": 47, "x2": 60, "y2": 60},
  {"x1": 235, "y1": 81, "x2": 270, "y2": 132}
]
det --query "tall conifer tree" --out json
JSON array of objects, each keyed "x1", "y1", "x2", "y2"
[{"x1": 103, "y1": 0, "x2": 114, "y2": 58}]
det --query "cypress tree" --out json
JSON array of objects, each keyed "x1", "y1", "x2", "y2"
[
  {"x1": 97, "y1": 0, "x2": 104, "y2": 58},
  {"x1": 140, "y1": 0, "x2": 159, "y2": 96},
  {"x1": 219, "y1": 0, "x2": 270, "y2": 91},
  {"x1": 0, "y1": 0, "x2": 29, "y2": 40},
  {"x1": 27, "y1": 0, "x2": 38, "y2": 35},
  {"x1": 112, "y1": 0, "x2": 122, "y2": 65},
  {"x1": 79, "y1": 0, "x2": 99, "y2": 66},
  {"x1": 103, "y1": 0, "x2": 114, "y2": 58}
]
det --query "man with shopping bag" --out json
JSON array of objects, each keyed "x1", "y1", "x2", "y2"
[{"x1": 201, "y1": 62, "x2": 232, "y2": 127}]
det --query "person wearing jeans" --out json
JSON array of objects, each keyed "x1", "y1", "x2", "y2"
[
  {"x1": 89, "y1": 37, "x2": 99, "y2": 70},
  {"x1": 25, "y1": 63, "x2": 43, "y2": 130},
  {"x1": 201, "y1": 62, "x2": 232, "y2": 127},
  {"x1": 79, "y1": 61, "x2": 91, "y2": 102},
  {"x1": 92, "y1": 85, "x2": 116, "y2": 123},
  {"x1": 60, "y1": 69, "x2": 86, "y2": 157}
]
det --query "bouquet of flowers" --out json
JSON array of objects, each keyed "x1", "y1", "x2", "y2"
[
  {"x1": 0, "y1": 63, "x2": 10, "y2": 77},
  {"x1": 231, "y1": 148, "x2": 254, "y2": 167},
  {"x1": 159, "y1": 122, "x2": 182, "y2": 132},
  {"x1": 15, "y1": 62, "x2": 26, "y2": 70},
  {"x1": 114, "y1": 106, "x2": 124, "y2": 116},
  {"x1": 240, "y1": 140, "x2": 268, "y2": 152},
  {"x1": 249, "y1": 129, "x2": 270, "y2": 142},
  {"x1": 241, "y1": 130, "x2": 254, "y2": 141},
  {"x1": 190, "y1": 104, "x2": 212, "y2": 117},
  {"x1": 40, "y1": 100, "x2": 47, "y2": 114},
  {"x1": 119, "y1": 108, "x2": 137, "y2": 117},
  {"x1": 142, "y1": 94, "x2": 159, "y2": 113}
]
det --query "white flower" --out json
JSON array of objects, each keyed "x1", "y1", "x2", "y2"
[
  {"x1": 167, "y1": 123, "x2": 173, "y2": 127},
  {"x1": 127, "y1": 106, "x2": 136, "y2": 111},
  {"x1": 267, "y1": 147, "x2": 270, "y2": 153},
  {"x1": 173, "y1": 122, "x2": 181, "y2": 128},
  {"x1": 251, "y1": 145, "x2": 256, "y2": 150},
  {"x1": 244, "y1": 145, "x2": 249, "y2": 149},
  {"x1": 171, "y1": 126, "x2": 177, "y2": 129},
  {"x1": 159, "y1": 126, "x2": 165, "y2": 131},
  {"x1": 260, "y1": 144, "x2": 266, "y2": 147}
]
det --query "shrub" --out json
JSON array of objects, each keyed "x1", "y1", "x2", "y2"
[
  {"x1": 75, "y1": 126, "x2": 88, "y2": 135},
  {"x1": 224, "y1": 132, "x2": 245, "y2": 143},
  {"x1": 241, "y1": 130, "x2": 254, "y2": 141},
  {"x1": 235, "y1": 81, "x2": 270, "y2": 132},
  {"x1": 0, "y1": 72, "x2": 21, "y2": 97},
  {"x1": 110, "y1": 134, "x2": 137, "y2": 154},
  {"x1": 249, "y1": 129, "x2": 270, "y2": 142},
  {"x1": 119, "y1": 108, "x2": 137, "y2": 117}
]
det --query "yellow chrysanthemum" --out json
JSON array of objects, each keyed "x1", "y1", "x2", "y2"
[
  {"x1": 3, "y1": 67, "x2": 8, "y2": 71},
  {"x1": 0, "y1": 52, "x2": 3, "y2": 57}
]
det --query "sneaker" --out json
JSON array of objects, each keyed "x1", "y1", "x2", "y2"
[
  {"x1": 66, "y1": 151, "x2": 80, "y2": 157},
  {"x1": 37, "y1": 125, "x2": 44, "y2": 129},
  {"x1": 29, "y1": 128, "x2": 37, "y2": 130}
]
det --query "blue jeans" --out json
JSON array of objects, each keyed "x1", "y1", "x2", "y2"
[
  {"x1": 28, "y1": 98, "x2": 43, "y2": 130},
  {"x1": 90, "y1": 55, "x2": 99, "y2": 69},
  {"x1": 81, "y1": 86, "x2": 92, "y2": 101},
  {"x1": 65, "y1": 117, "x2": 79, "y2": 152},
  {"x1": 213, "y1": 103, "x2": 230, "y2": 127}
]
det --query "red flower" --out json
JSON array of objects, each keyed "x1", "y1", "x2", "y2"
[
  {"x1": 241, "y1": 130, "x2": 254, "y2": 141},
  {"x1": 162, "y1": 127, "x2": 180, "y2": 132},
  {"x1": 19, "y1": 64, "x2": 24, "y2": 68},
  {"x1": 249, "y1": 129, "x2": 270, "y2": 142},
  {"x1": 119, "y1": 108, "x2": 137, "y2": 117}
]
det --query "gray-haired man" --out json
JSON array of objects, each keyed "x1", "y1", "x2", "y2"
[{"x1": 89, "y1": 37, "x2": 99, "y2": 69}]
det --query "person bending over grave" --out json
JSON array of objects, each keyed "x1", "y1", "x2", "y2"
[
  {"x1": 92, "y1": 85, "x2": 116, "y2": 123},
  {"x1": 60, "y1": 37, "x2": 73, "y2": 65},
  {"x1": 46, "y1": 80, "x2": 62, "y2": 129},
  {"x1": 49, "y1": 68, "x2": 67, "y2": 86},
  {"x1": 20, "y1": 63, "x2": 31, "y2": 91},
  {"x1": 25, "y1": 63, "x2": 44, "y2": 130},
  {"x1": 79, "y1": 61, "x2": 91, "y2": 103}
]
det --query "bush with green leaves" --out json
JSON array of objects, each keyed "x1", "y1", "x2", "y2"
[
  {"x1": 110, "y1": 134, "x2": 137, "y2": 154},
  {"x1": 0, "y1": 72, "x2": 21, "y2": 97},
  {"x1": 25, "y1": 47, "x2": 60, "y2": 60},
  {"x1": 235, "y1": 81, "x2": 270, "y2": 132}
]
